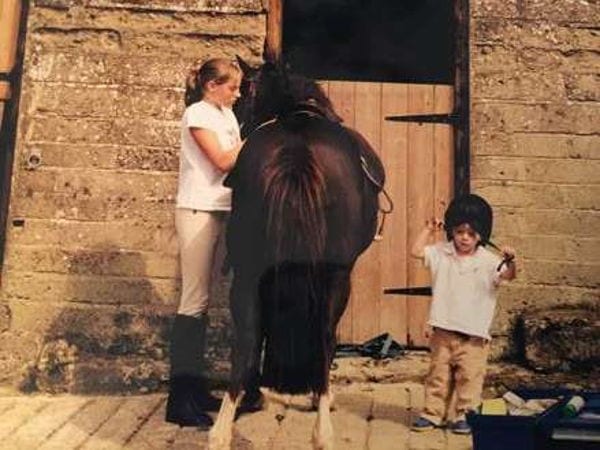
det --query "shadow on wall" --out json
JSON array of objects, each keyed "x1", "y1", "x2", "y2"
[{"x1": 19, "y1": 243, "x2": 175, "y2": 394}]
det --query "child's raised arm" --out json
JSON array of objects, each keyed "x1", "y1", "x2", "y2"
[{"x1": 411, "y1": 218, "x2": 443, "y2": 259}]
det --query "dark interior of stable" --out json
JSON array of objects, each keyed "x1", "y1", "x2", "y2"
[{"x1": 283, "y1": 0, "x2": 456, "y2": 84}]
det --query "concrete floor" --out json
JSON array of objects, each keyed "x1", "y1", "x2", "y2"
[{"x1": 0, "y1": 382, "x2": 472, "y2": 449}]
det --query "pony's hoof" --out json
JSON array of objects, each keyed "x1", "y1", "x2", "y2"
[
  {"x1": 208, "y1": 430, "x2": 231, "y2": 450},
  {"x1": 311, "y1": 436, "x2": 334, "y2": 450},
  {"x1": 312, "y1": 426, "x2": 334, "y2": 450}
]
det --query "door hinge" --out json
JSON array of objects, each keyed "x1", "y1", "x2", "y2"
[
  {"x1": 383, "y1": 286, "x2": 432, "y2": 296},
  {"x1": 385, "y1": 112, "x2": 460, "y2": 125}
]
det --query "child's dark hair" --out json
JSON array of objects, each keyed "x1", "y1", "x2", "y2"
[
  {"x1": 184, "y1": 57, "x2": 241, "y2": 106},
  {"x1": 443, "y1": 194, "x2": 493, "y2": 245}
]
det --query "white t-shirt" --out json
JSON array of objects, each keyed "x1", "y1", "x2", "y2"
[
  {"x1": 176, "y1": 100, "x2": 241, "y2": 211},
  {"x1": 424, "y1": 241, "x2": 504, "y2": 340}
]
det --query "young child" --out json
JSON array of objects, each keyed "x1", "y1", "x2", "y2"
[{"x1": 410, "y1": 194, "x2": 516, "y2": 434}]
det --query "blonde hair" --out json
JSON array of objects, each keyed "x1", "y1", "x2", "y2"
[{"x1": 184, "y1": 57, "x2": 241, "y2": 106}]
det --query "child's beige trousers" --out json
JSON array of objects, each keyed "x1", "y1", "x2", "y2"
[{"x1": 421, "y1": 327, "x2": 490, "y2": 425}]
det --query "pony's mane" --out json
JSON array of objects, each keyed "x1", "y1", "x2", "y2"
[
  {"x1": 285, "y1": 74, "x2": 341, "y2": 122},
  {"x1": 258, "y1": 64, "x2": 342, "y2": 123},
  {"x1": 235, "y1": 59, "x2": 344, "y2": 138}
]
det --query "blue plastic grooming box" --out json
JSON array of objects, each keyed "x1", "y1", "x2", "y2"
[
  {"x1": 466, "y1": 388, "x2": 571, "y2": 450},
  {"x1": 539, "y1": 391, "x2": 600, "y2": 450}
]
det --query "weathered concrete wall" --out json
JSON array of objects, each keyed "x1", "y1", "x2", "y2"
[
  {"x1": 471, "y1": 0, "x2": 600, "y2": 356},
  {"x1": 0, "y1": 0, "x2": 265, "y2": 392}
]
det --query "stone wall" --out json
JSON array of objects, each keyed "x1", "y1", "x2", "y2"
[
  {"x1": 0, "y1": 0, "x2": 265, "y2": 392},
  {"x1": 471, "y1": 0, "x2": 600, "y2": 355}
]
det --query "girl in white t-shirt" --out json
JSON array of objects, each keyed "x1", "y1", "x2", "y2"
[
  {"x1": 166, "y1": 58, "x2": 243, "y2": 428},
  {"x1": 409, "y1": 194, "x2": 516, "y2": 435}
]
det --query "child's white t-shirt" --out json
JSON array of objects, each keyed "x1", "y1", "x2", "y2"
[
  {"x1": 424, "y1": 241, "x2": 503, "y2": 340},
  {"x1": 176, "y1": 100, "x2": 241, "y2": 211}
]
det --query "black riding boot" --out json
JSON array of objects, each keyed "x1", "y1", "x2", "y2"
[{"x1": 165, "y1": 314, "x2": 221, "y2": 427}]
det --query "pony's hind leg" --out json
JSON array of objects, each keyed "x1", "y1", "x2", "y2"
[
  {"x1": 312, "y1": 389, "x2": 334, "y2": 450},
  {"x1": 209, "y1": 269, "x2": 263, "y2": 449},
  {"x1": 229, "y1": 272, "x2": 264, "y2": 411},
  {"x1": 312, "y1": 389, "x2": 335, "y2": 411},
  {"x1": 208, "y1": 391, "x2": 241, "y2": 450},
  {"x1": 239, "y1": 340, "x2": 265, "y2": 413},
  {"x1": 311, "y1": 265, "x2": 351, "y2": 447}
]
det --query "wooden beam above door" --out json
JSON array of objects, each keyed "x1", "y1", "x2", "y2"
[{"x1": 265, "y1": 0, "x2": 282, "y2": 62}]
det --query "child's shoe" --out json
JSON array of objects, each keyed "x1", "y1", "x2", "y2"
[
  {"x1": 411, "y1": 416, "x2": 435, "y2": 432},
  {"x1": 450, "y1": 419, "x2": 471, "y2": 435}
]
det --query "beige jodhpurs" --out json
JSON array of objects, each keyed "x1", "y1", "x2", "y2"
[
  {"x1": 175, "y1": 208, "x2": 226, "y2": 318},
  {"x1": 421, "y1": 327, "x2": 490, "y2": 425}
]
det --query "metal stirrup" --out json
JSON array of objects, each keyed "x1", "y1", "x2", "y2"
[{"x1": 360, "y1": 155, "x2": 394, "y2": 241}]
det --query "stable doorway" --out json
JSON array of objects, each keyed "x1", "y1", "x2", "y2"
[{"x1": 269, "y1": 0, "x2": 469, "y2": 347}]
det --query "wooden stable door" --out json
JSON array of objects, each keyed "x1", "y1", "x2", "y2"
[{"x1": 319, "y1": 81, "x2": 454, "y2": 348}]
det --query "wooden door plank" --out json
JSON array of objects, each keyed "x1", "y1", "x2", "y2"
[
  {"x1": 406, "y1": 84, "x2": 435, "y2": 347},
  {"x1": 327, "y1": 81, "x2": 454, "y2": 346},
  {"x1": 328, "y1": 81, "x2": 356, "y2": 343},
  {"x1": 328, "y1": 80, "x2": 355, "y2": 126},
  {"x1": 434, "y1": 85, "x2": 454, "y2": 222},
  {"x1": 351, "y1": 81, "x2": 382, "y2": 343},
  {"x1": 380, "y1": 83, "x2": 409, "y2": 344}
]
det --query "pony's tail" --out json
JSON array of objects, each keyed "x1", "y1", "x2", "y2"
[{"x1": 260, "y1": 137, "x2": 330, "y2": 394}]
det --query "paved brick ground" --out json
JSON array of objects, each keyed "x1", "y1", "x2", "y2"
[{"x1": 0, "y1": 382, "x2": 473, "y2": 449}]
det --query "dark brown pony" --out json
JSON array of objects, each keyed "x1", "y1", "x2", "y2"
[{"x1": 209, "y1": 59, "x2": 385, "y2": 450}]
